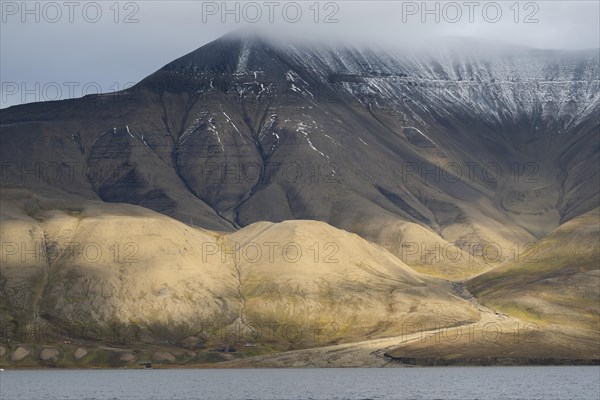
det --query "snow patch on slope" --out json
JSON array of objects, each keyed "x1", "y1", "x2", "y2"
[{"x1": 297, "y1": 122, "x2": 327, "y2": 158}]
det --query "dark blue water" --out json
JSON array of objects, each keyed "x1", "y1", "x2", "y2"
[{"x1": 1, "y1": 367, "x2": 599, "y2": 400}]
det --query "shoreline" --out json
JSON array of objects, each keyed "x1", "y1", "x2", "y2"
[
  {"x1": 384, "y1": 356, "x2": 600, "y2": 367},
  {"x1": 2, "y1": 359, "x2": 599, "y2": 370}
]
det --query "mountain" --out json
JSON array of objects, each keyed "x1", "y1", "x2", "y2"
[
  {"x1": 0, "y1": 188, "x2": 480, "y2": 366},
  {"x1": 469, "y1": 207, "x2": 599, "y2": 332},
  {"x1": 0, "y1": 30, "x2": 598, "y2": 367}
]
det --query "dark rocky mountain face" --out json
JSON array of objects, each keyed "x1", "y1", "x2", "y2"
[{"x1": 2, "y1": 32, "x2": 599, "y2": 259}]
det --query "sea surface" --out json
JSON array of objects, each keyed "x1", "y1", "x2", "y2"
[{"x1": 0, "y1": 366, "x2": 599, "y2": 400}]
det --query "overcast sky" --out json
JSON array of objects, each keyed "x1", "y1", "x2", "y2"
[{"x1": 1, "y1": 0, "x2": 599, "y2": 108}]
